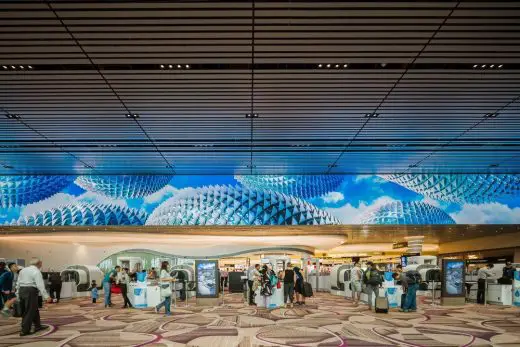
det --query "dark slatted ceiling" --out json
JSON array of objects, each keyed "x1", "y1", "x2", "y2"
[{"x1": 0, "y1": 1, "x2": 519, "y2": 175}]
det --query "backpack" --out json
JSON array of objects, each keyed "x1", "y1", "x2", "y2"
[
  {"x1": 365, "y1": 269, "x2": 383, "y2": 286},
  {"x1": 269, "y1": 273, "x2": 278, "y2": 286},
  {"x1": 405, "y1": 271, "x2": 421, "y2": 285}
]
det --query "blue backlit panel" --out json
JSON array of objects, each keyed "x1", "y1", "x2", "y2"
[{"x1": 0, "y1": 175, "x2": 75, "y2": 208}]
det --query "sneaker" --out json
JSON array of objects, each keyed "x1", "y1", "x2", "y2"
[
  {"x1": 165, "y1": 312, "x2": 172, "y2": 316},
  {"x1": 399, "y1": 309, "x2": 408, "y2": 312},
  {"x1": 1, "y1": 308, "x2": 10, "y2": 318}
]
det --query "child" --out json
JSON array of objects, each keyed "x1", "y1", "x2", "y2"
[{"x1": 88, "y1": 280, "x2": 98, "y2": 303}]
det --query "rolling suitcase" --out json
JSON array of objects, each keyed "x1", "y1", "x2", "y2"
[
  {"x1": 375, "y1": 295, "x2": 389, "y2": 313},
  {"x1": 303, "y1": 282, "x2": 313, "y2": 298}
]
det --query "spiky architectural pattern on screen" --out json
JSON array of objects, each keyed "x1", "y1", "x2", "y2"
[
  {"x1": 146, "y1": 185, "x2": 340, "y2": 226},
  {"x1": 0, "y1": 175, "x2": 75, "y2": 208},
  {"x1": 234, "y1": 175, "x2": 344, "y2": 199},
  {"x1": 381, "y1": 174, "x2": 520, "y2": 203},
  {"x1": 76, "y1": 175, "x2": 172, "y2": 198},
  {"x1": 18, "y1": 203, "x2": 148, "y2": 226},
  {"x1": 361, "y1": 201, "x2": 455, "y2": 225}
]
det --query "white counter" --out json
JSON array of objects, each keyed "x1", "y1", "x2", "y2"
[
  {"x1": 59, "y1": 282, "x2": 75, "y2": 299},
  {"x1": 468, "y1": 283, "x2": 513, "y2": 305},
  {"x1": 127, "y1": 282, "x2": 162, "y2": 308},
  {"x1": 254, "y1": 284, "x2": 284, "y2": 308}
]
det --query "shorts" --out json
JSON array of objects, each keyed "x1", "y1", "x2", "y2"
[{"x1": 351, "y1": 280, "x2": 362, "y2": 293}]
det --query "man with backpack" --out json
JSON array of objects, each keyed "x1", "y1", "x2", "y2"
[
  {"x1": 400, "y1": 269, "x2": 421, "y2": 312},
  {"x1": 363, "y1": 262, "x2": 383, "y2": 311}
]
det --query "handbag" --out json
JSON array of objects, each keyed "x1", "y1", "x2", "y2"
[{"x1": 160, "y1": 283, "x2": 172, "y2": 297}]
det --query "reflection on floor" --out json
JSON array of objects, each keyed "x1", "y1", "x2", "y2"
[{"x1": 1, "y1": 292, "x2": 520, "y2": 346}]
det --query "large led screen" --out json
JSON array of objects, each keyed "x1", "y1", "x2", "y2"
[
  {"x1": 1, "y1": 174, "x2": 519, "y2": 226},
  {"x1": 442, "y1": 260, "x2": 465, "y2": 297},
  {"x1": 195, "y1": 260, "x2": 219, "y2": 298}
]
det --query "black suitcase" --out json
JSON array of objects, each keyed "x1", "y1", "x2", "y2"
[{"x1": 303, "y1": 282, "x2": 313, "y2": 297}]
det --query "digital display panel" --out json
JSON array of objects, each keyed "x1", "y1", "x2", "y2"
[
  {"x1": 442, "y1": 260, "x2": 465, "y2": 297},
  {"x1": 195, "y1": 260, "x2": 219, "y2": 298}
]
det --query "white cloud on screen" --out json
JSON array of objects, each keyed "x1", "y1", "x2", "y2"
[
  {"x1": 325, "y1": 196, "x2": 397, "y2": 224},
  {"x1": 450, "y1": 202, "x2": 520, "y2": 224},
  {"x1": 321, "y1": 191, "x2": 345, "y2": 204}
]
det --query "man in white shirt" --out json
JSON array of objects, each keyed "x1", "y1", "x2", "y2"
[
  {"x1": 16, "y1": 258, "x2": 52, "y2": 336},
  {"x1": 350, "y1": 262, "x2": 363, "y2": 304},
  {"x1": 477, "y1": 263, "x2": 495, "y2": 304},
  {"x1": 247, "y1": 264, "x2": 260, "y2": 306}
]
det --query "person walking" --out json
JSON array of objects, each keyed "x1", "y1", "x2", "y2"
[
  {"x1": 16, "y1": 258, "x2": 52, "y2": 336},
  {"x1": 282, "y1": 263, "x2": 295, "y2": 307},
  {"x1": 48, "y1": 270, "x2": 62, "y2": 303},
  {"x1": 88, "y1": 280, "x2": 98, "y2": 304},
  {"x1": 350, "y1": 262, "x2": 363, "y2": 305},
  {"x1": 400, "y1": 269, "x2": 421, "y2": 312},
  {"x1": 363, "y1": 262, "x2": 383, "y2": 311},
  {"x1": 155, "y1": 261, "x2": 175, "y2": 316},
  {"x1": 0, "y1": 263, "x2": 19, "y2": 317},
  {"x1": 102, "y1": 266, "x2": 121, "y2": 308},
  {"x1": 294, "y1": 267, "x2": 305, "y2": 305},
  {"x1": 477, "y1": 263, "x2": 494, "y2": 304},
  {"x1": 117, "y1": 268, "x2": 132, "y2": 308},
  {"x1": 247, "y1": 264, "x2": 261, "y2": 306}
]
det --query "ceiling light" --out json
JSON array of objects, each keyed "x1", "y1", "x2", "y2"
[
  {"x1": 326, "y1": 64, "x2": 331, "y2": 68},
  {"x1": 10, "y1": 66, "x2": 15, "y2": 69},
  {"x1": 498, "y1": 64, "x2": 503, "y2": 68},
  {"x1": 2, "y1": 66, "x2": 7, "y2": 69},
  {"x1": 185, "y1": 64, "x2": 190, "y2": 68},
  {"x1": 490, "y1": 64, "x2": 494, "y2": 68},
  {"x1": 343, "y1": 64, "x2": 348, "y2": 68},
  {"x1": 176, "y1": 64, "x2": 181, "y2": 68},
  {"x1": 318, "y1": 64, "x2": 322, "y2": 68},
  {"x1": 19, "y1": 65, "x2": 24, "y2": 69},
  {"x1": 245, "y1": 113, "x2": 259, "y2": 118},
  {"x1": 160, "y1": 64, "x2": 165, "y2": 69},
  {"x1": 481, "y1": 64, "x2": 486, "y2": 68},
  {"x1": 335, "y1": 64, "x2": 339, "y2": 68},
  {"x1": 364, "y1": 113, "x2": 379, "y2": 118},
  {"x1": 380, "y1": 63, "x2": 387, "y2": 67},
  {"x1": 28, "y1": 65, "x2": 32, "y2": 69},
  {"x1": 473, "y1": 64, "x2": 478, "y2": 68},
  {"x1": 484, "y1": 113, "x2": 498, "y2": 118}
]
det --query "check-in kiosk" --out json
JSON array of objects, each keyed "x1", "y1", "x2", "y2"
[{"x1": 329, "y1": 264, "x2": 352, "y2": 296}]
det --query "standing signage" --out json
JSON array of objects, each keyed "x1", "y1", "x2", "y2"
[
  {"x1": 195, "y1": 260, "x2": 219, "y2": 298},
  {"x1": 383, "y1": 271, "x2": 400, "y2": 308},
  {"x1": 514, "y1": 270, "x2": 520, "y2": 307},
  {"x1": 441, "y1": 260, "x2": 465, "y2": 297}
]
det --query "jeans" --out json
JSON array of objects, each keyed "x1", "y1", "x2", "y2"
[
  {"x1": 477, "y1": 279, "x2": 486, "y2": 304},
  {"x1": 103, "y1": 282, "x2": 111, "y2": 307},
  {"x1": 156, "y1": 296, "x2": 171, "y2": 314},
  {"x1": 120, "y1": 284, "x2": 132, "y2": 308},
  {"x1": 283, "y1": 282, "x2": 294, "y2": 304},
  {"x1": 248, "y1": 280, "x2": 255, "y2": 304},
  {"x1": 403, "y1": 283, "x2": 418, "y2": 311},
  {"x1": 366, "y1": 284, "x2": 379, "y2": 309}
]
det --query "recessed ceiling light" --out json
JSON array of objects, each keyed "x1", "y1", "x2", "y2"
[
  {"x1": 10, "y1": 66, "x2": 15, "y2": 69},
  {"x1": 343, "y1": 64, "x2": 348, "y2": 68},
  {"x1": 498, "y1": 64, "x2": 503, "y2": 68},
  {"x1": 326, "y1": 64, "x2": 331, "y2": 68},
  {"x1": 28, "y1": 65, "x2": 32, "y2": 69},
  {"x1": 380, "y1": 63, "x2": 387, "y2": 67},
  {"x1": 490, "y1": 64, "x2": 494, "y2": 68},
  {"x1": 160, "y1": 64, "x2": 165, "y2": 69},
  {"x1": 481, "y1": 64, "x2": 486, "y2": 68},
  {"x1": 19, "y1": 65, "x2": 24, "y2": 69},
  {"x1": 335, "y1": 64, "x2": 339, "y2": 68},
  {"x1": 318, "y1": 64, "x2": 322, "y2": 68},
  {"x1": 185, "y1": 64, "x2": 190, "y2": 68},
  {"x1": 168, "y1": 64, "x2": 172, "y2": 68},
  {"x1": 2, "y1": 66, "x2": 7, "y2": 69},
  {"x1": 473, "y1": 64, "x2": 478, "y2": 68}
]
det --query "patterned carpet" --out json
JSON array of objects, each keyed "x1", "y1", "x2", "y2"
[{"x1": 1, "y1": 292, "x2": 520, "y2": 347}]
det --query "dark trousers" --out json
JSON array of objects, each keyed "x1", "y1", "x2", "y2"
[
  {"x1": 220, "y1": 277, "x2": 228, "y2": 289},
  {"x1": 120, "y1": 284, "x2": 132, "y2": 307},
  {"x1": 283, "y1": 282, "x2": 294, "y2": 304},
  {"x1": 50, "y1": 284, "x2": 62, "y2": 302},
  {"x1": 19, "y1": 287, "x2": 41, "y2": 334},
  {"x1": 248, "y1": 280, "x2": 255, "y2": 304},
  {"x1": 92, "y1": 298, "x2": 97, "y2": 303},
  {"x1": 477, "y1": 279, "x2": 486, "y2": 304}
]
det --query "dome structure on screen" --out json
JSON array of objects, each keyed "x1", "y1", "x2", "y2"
[
  {"x1": 234, "y1": 175, "x2": 344, "y2": 199},
  {"x1": 381, "y1": 173, "x2": 520, "y2": 203},
  {"x1": 146, "y1": 185, "x2": 340, "y2": 226},
  {"x1": 361, "y1": 201, "x2": 455, "y2": 225},
  {"x1": 18, "y1": 203, "x2": 148, "y2": 226},
  {"x1": 76, "y1": 175, "x2": 172, "y2": 198},
  {"x1": 0, "y1": 175, "x2": 75, "y2": 208}
]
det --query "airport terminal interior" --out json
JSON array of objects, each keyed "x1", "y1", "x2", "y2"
[{"x1": 1, "y1": 1, "x2": 520, "y2": 346}]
